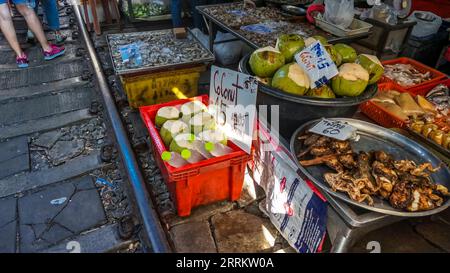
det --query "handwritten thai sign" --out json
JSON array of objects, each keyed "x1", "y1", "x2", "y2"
[
  {"x1": 209, "y1": 66, "x2": 258, "y2": 154},
  {"x1": 308, "y1": 118, "x2": 357, "y2": 141},
  {"x1": 294, "y1": 41, "x2": 338, "y2": 89}
]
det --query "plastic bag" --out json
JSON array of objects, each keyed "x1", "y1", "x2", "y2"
[
  {"x1": 324, "y1": 0, "x2": 354, "y2": 29},
  {"x1": 213, "y1": 31, "x2": 244, "y2": 66},
  {"x1": 409, "y1": 11, "x2": 442, "y2": 38},
  {"x1": 362, "y1": 3, "x2": 398, "y2": 25}
]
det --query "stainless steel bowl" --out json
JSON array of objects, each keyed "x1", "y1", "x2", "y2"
[
  {"x1": 290, "y1": 118, "x2": 450, "y2": 217},
  {"x1": 281, "y1": 5, "x2": 306, "y2": 16}
]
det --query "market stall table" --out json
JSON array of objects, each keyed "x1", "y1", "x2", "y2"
[{"x1": 196, "y1": 2, "x2": 372, "y2": 52}]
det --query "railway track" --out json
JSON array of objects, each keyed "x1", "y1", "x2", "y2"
[{"x1": 0, "y1": 2, "x2": 169, "y2": 253}]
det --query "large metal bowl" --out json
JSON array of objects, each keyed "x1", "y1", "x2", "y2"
[
  {"x1": 239, "y1": 54, "x2": 377, "y2": 138},
  {"x1": 290, "y1": 118, "x2": 450, "y2": 217}
]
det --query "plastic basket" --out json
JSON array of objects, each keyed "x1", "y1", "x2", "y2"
[
  {"x1": 380, "y1": 57, "x2": 447, "y2": 91},
  {"x1": 139, "y1": 95, "x2": 251, "y2": 216},
  {"x1": 359, "y1": 82, "x2": 410, "y2": 129},
  {"x1": 120, "y1": 65, "x2": 206, "y2": 108},
  {"x1": 408, "y1": 78, "x2": 450, "y2": 97}
]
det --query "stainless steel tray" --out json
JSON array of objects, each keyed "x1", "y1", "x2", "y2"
[
  {"x1": 106, "y1": 29, "x2": 215, "y2": 76},
  {"x1": 290, "y1": 118, "x2": 450, "y2": 217}
]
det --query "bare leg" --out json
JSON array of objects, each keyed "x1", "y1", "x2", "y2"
[
  {"x1": 15, "y1": 4, "x2": 51, "y2": 52},
  {"x1": 0, "y1": 4, "x2": 23, "y2": 56}
]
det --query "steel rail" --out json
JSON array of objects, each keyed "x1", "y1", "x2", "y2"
[{"x1": 72, "y1": 4, "x2": 171, "y2": 253}]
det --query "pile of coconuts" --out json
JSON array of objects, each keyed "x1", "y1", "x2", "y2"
[{"x1": 248, "y1": 34, "x2": 384, "y2": 98}]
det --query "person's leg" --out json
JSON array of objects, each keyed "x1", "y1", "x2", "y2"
[
  {"x1": 41, "y1": 0, "x2": 66, "y2": 44},
  {"x1": 171, "y1": 0, "x2": 183, "y2": 27},
  {"x1": 0, "y1": 3, "x2": 24, "y2": 56},
  {"x1": 190, "y1": 0, "x2": 207, "y2": 31},
  {"x1": 15, "y1": 3, "x2": 51, "y2": 51}
]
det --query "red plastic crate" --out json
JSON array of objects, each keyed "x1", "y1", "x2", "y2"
[
  {"x1": 380, "y1": 57, "x2": 448, "y2": 91},
  {"x1": 408, "y1": 78, "x2": 450, "y2": 97},
  {"x1": 139, "y1": 95, "x2": 251, "y2": 217},
  {"x1": 359, "y1": 82, "x2": 409, "y2": 129}
]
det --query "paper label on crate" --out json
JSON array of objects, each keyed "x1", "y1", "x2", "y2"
[
  {"x1": 209, "y1": 66, "x2": 258, "y2": 154},
  {"x1": 294, "y1": 41, "x2": 338, "y2": 89},
  {"x1": 308, "y1": 118, "x2": 357, "y2": 141}
]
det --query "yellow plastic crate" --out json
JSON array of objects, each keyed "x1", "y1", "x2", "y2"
[{"x1": 120, "y1": 65, "x2": 206, "y2": 108}]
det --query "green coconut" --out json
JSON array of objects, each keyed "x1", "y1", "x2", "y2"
[
  {"x1": 188, "y1": 112, "x2": 216, "y2": 135},
  {"x1": 249, "y1": 46, "x2": 285, "y2": 78},
  {"x1": 160, "y1": 119, "x2": 189, "y2": 148},
  {"x1": 356, "y1": 54, "x2": 384, "y2": 85},
  {"x1": 325, "y1": 45, "x2": 342, "y2": 66},
  {"x1": 306, "y1": 85, "x2": 336, "y2": 98},
  {"x1": 304, "y1": 35, "x2": 328, "y2": 47},
  {"x1": 271, "y1": 63, "x2": 310, "y2": 96},
  {"x1": 331, "y1": 63, "x2": 369, "y2": 97},
  {"x1": 155, "y1": 106, "x2": 180, "y2": 128},
  {"x1": 197, "y1": 130, "x2": 228, "y2": 146},
  {"x1": 276, "y1": 34, "x2": 305, "y2": 63},
  {"x1": 180, "y1": 100, "x2": 207, "y2": 122},
  {"x1": 169, "y1": 133, "x2": 195, "y2": 154},
  {"x1": 334, "y1": 43, "x2": 357, "y2": 63}
]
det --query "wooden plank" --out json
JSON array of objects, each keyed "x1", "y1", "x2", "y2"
[
  {"x1": 0, "y1": 152, "x2": 105, "y2": 198},
  {"x1": 0, "y1": 109, "x2": 93, "y2": 140},
  {"x1": 0, "y1": 88, "x2": 94, "y2": 125},
  {"x1": 0, "y1": 153, "x2": 30, "y2": 180},
  {"x1": 0, "y1": 77, "x2": 87, "y2": 104},
  {"x1": 0, "y1": 136, "x2": 28, "y2": 162}
]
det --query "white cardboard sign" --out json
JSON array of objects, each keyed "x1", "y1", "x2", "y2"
[
  {"x1": 294, "y1": 41, "x2": 338, "y2": 89},
  {"x1": 209, "y1": 66, "x2": 258, "y2": 154},
  {"x1": 308, "y1": 118, "x2": 357, "y2": 141}
]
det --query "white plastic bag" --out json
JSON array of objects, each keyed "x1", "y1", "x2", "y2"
[
  {"x1": 213, "y1": 31, "x2": 244, "y2": 66},
  {"x1": 324, "y1": 0, "x2": 354, "y2": 29},
  {"x1": 409, "y1": 11, "x2": 442, "y2": 38}
]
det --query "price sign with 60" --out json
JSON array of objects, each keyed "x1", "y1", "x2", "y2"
[{"x1": 308, "y1": 118, "x2": 357, "y2": 141}]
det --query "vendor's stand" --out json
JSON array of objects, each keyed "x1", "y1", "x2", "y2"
[
  {"x1": 196, "y1": 2, "x2": 372, "y2": 52},
  {"x1": 106, "y1": 29, "x2": 214, "y2": 108}
]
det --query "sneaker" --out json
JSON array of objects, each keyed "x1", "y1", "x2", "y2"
[
  {"x1": 54, "y1": 32, "x2": 67, "y2": 46},
  {"x1": 16, "y1": 53, "x2": 29, "y2": 68},
  {"x1": 43, "y1": 44, "x2": 65, "y2": 60}
]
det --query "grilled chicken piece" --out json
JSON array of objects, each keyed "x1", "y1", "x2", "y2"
[
  {"x1": 324, "y1": 172, "x2": 374, "y2": 206},
  {"x1": 302, "y1": 134, "x2": 320, "y2": 146},
  {"x1": 435, "y1": 184, "x2": 450, "y2": 196},
  {"x1": 410, "y1": 163, "x2": 441, "y2": 177},
  {"x1": 338, "y1": 153, "x2": 357, "y2": 170},
  {"x1": 310, "y1": 146, "x2": 334, "y2": 156},
  {"x1": 393, "y1": 160, "x2": 416, "y2": 172},
  {"x1": 330, "y1": 140, "x2": 351, "y2": 154},
  {"x1": 373, "y1": 151, "x2": 394, "y2": 166},
  {"x1": 389, "y1": 182, "x2": 412, "y2": 209},
  {"x1": 323, "y1": 156, "x2": 344, "y2": 173},
  {"x1": 372, "y1": 161, "x2": 398, "y2": 183}
]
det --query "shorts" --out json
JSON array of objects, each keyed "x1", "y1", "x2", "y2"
[{"x1": 0, "y1": 0, "x2": 30, "y2": 5}]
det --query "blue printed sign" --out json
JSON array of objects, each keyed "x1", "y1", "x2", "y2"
[
  {"x1": 294, "y1": 41, "x2": 338, "y2": 89},
  {"x1": 240, "y1": 23, "x2": 274, "y2": 34}
]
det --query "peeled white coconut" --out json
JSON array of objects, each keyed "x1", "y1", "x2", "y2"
[
  {"x1": 155, "y1": 106, "x2": 180, "y2": 128},
  {"x1": 188, "y1": 112, "x2": 216, "y2": 135},
  {"x1": 197, "y1": 130, "x2": 227, "y2": 145},
  {"x1": 180, "y1": 100, "x2": 207, "y2": 122},
  {"x1": 159, "y1": 120, "x2": 189, "y2": 148},
  {"x1": 169, "y1": 133, "x2": 195, "y2": 153}
]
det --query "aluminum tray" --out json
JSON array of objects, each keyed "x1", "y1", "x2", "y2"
[
  {"x1": 315, "y1": 16, "x2": 373, "y2": 37},
  {"x1": 290, "y1": 118, "x2": 450, "y2": 217},
  {"x1": 407, "y1": 128, "x2": 450, "y2": 159},
  {"x1": 106, "y1": 29, "x2": 215, "y2": 76}
]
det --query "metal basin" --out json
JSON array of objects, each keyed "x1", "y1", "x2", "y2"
[{"x1": 290, "y1": 118, "x2": 450, "y2": 217}]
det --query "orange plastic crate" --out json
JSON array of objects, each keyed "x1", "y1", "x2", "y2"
[
  {"x1": 359, "y1": 82, "x2": 409, "y2": 129},
  {"x1": 380, "y1": 57, "x2": 447, "y2": 92},
  {"x1": 408, "y1": 78, "x2": 450, "y2": 97},
  {"x1": 139, "y1": 95, "x2": 251, "y2": 217}
]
